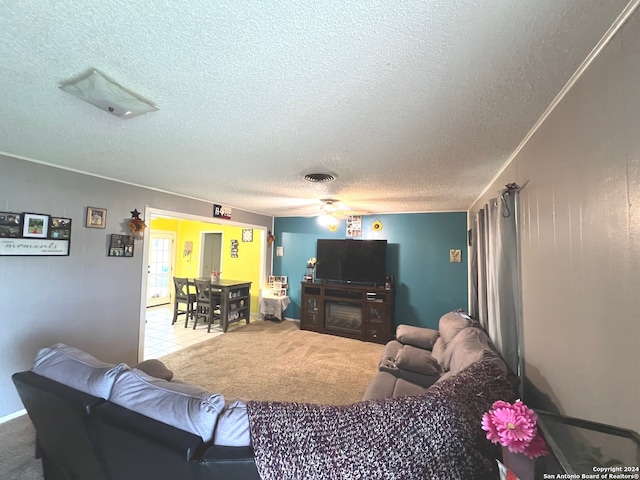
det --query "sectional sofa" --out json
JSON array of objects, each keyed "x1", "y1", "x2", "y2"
[{"x1": 13, "y1": 311, "x2": 516, "y2": 480}]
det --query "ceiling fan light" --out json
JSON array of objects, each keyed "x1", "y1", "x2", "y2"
[
  {"x1": 318, "y1": 214, "x2": 338, "y2": 228},
  {"x1": 304, "y1": 173, "x2": 335, "y2": 183},
  {"x1": 60, "y1": 69, "x2": 158, "y2": 119}
]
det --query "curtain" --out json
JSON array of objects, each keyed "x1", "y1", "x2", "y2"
[{"x1": 470, "y1": 186, "x2": 521, "y2": 377}]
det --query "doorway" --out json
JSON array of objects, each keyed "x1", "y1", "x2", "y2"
[
  {"x1": 139, "y1": 208, "x2": 268, "y2": 360},
  {"x1": 146, "y1": 231, "x2": 176, "y2": 307},
  {"x1": 200, "y1": 232, "x2": 222, "y2": 278}
]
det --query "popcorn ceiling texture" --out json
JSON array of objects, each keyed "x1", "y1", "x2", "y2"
[{"x1": 0, "y1": 1, "x2": 629, "y2": 215}]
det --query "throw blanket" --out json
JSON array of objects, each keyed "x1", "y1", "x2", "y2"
[{"x1": 247, "y1": 361, "x2": 517, "y2": 480}]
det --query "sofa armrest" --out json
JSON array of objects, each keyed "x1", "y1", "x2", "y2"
[
  {"x1": 12, "y1": 371, "x2": 108, "y2": 480},
  {"x1": 199, "y1": 445, "x2": 260, "y2": 480}
]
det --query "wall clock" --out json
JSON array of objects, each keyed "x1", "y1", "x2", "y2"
[{"x1": 242, "y1": 229, "x2": 253, "y2": 242}]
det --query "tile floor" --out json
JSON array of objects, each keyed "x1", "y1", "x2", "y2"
[{"x1": 143, "y1": 305, "x2": 256, "y2": 359}]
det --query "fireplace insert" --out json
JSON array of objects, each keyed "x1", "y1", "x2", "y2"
[{"x1": 324, "y1": 301, "x2": 362, "y2": 334}]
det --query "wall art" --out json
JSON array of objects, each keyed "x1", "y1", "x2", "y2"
[
  {"x1": 86, "y1": 207, "x2": 107, "y2": 229},
  {"x1": 0, "y1": 211, "x2": 71, "y2": 256}
]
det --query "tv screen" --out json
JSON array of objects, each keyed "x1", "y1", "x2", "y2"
[{"x1": 315, "y1": 239, "x2": 387, "y2": 285}]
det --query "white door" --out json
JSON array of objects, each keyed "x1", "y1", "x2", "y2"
[{"x1": 146, "y1": 231, "x2": 176, "y2": 307}]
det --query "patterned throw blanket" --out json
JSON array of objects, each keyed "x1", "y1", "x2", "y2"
[{"x1": 247, "y1": 361, "x2": 517, "y2": 480}]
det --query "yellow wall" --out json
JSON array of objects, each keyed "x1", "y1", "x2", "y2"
[{"x1": 150, "y1": 217, "x2": 262, "y2": 313}]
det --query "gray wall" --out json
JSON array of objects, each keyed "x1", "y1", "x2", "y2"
[
  {"x1": 470, "y1": 10, "x2": 640, "y2": 432},
  {"x1": 0, "y1": 155, "x2": 272, "y2": 419}
]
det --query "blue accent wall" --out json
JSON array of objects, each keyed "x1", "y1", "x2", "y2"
[{"x1": 273, "y1": 212, "x2": 468, "y2": 329}]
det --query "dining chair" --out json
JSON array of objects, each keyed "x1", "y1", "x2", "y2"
[
  {"x1": 194, "y1": 279, "x2": 222, "y2": 332},
  {"x1": 172, "y1": 277, "x2": 197, "y2": 327}
]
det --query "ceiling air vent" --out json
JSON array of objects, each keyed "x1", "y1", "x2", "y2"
[{"x1": 304, "y1": 173, "x2": 335, "y2": 183}]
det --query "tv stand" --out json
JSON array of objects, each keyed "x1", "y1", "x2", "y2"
[{"x1": 300, "y1": 282, "x2": 394, "y2": 344}]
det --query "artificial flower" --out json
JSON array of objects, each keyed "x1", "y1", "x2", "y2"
[
  {"x1": 128, "y1": 217, "x2": 147, "y2": 233},
  {"x1": 522, "y1": 430, "x2": 550, "y2": 459},
  {"x1": 481, "y1": 399, "x2": 549, "y2": 459}
]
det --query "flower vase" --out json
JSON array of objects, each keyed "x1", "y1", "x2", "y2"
[
  {"x1": 304, "y1": 266, "x2": 315, "y2": 282},
  {"x1": 501, "y1": 447, "x2": 535, "y2": 480}
]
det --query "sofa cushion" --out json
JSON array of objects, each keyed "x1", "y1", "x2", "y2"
[
  {"x1": 132, "y1": 359, "x2": 174, "y2": 381},
  {"x1": 391, "y1": 377, "x2": 430, "y2": 397},
  {"x1": 438, "y1": 311, "x2": 474, "y2": 345},
  {"x1": 31, "y1": 343, "x2": 128, "y2": 399},
  {"x1": 395, "y1": 369, "x2": 439, "y2": 390},
  {"x1": 431, "y1": 337, "x2": 446, "y2": 364},
  {"x1": 214, "y1": 400, "x2": 251, "y2": 447},
  {"x1": 439, "y1": 327, "x2": 506, "y2": 377},
  {"x1": 109, "y1": 369, "x2": 225, "y2": 442},
  {"x1": 395, "y1": 324, "x2": 439, "y2": 349},
  {"x1": 378, "y1": 359, "x2": 440, "y2": 390},
  {"x1": 362, "y1": 371, "x2": 398, "y2": 401},
  {"x1": 394, "y1": 345, "x2": 441, "y2": 376}
]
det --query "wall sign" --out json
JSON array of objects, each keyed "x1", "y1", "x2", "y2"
[
  {"x1": 213, "y1": 204, "x2": 232, "y2": 219},
  {"x1": 0, "y1": 211, "x2": 71, "y2": 256}
]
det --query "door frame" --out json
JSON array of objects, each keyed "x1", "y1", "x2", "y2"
[{"x1": 137, "y1": 207, "x2": 268, "y2": 360}]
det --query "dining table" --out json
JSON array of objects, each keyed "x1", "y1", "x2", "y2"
[{"x1": 197, "y1": 278, "x2": 252, "y2": 332}]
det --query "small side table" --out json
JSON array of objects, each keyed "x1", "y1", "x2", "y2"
[{"x1": 259, "y1": 292, "x2": 291, "y2": 321}]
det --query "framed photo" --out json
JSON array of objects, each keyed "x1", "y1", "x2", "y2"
[
  {"x1": 22, "y1": 213, "x2": 49, "y2": 238},
  {"x1": 269, "y1": 275, "x2": 288, "y2": 284},
  {"x1": 0, "y1": 211, "x2": 22, "y2": 238},
  {"x1": 49, "y1": 217, "x2": 72, "y2": 239},
  {"x1": 108, "y1": 234, "x2": 134, "y2": 257},
  {"x1": 86, "y1": 207, "x2": 107, "y2": 229},
  {"x1": 274, "y1": 289, "x2": 287, "y2": 297}
]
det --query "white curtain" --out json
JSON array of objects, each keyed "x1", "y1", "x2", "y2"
[{"x1": 470, "y1": 186, "x2": 521, "y2": 377}]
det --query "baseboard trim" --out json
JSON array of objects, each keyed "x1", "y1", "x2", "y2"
[{"x1": 0, "y1": 409, "x2": 27, "y2": 424}]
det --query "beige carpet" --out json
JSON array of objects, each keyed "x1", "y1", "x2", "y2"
[{"x1": 160, "y1": 320, "x2": 384, "y2": 405}]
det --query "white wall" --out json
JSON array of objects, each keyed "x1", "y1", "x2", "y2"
[
  {"x1": 0, "y1": 155, "x2": 272, "y2": 418},
  {"x1": 470, "y1": 9, "x2": 640, "y2": 432}
]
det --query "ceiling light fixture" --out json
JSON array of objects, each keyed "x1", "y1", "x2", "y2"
[
  {"x1": 318, "y1": 213, "x2": 339, "y2": 229},
  {"x1": 59, "y1": 69, "x2": 158, "y2": 119},
  {"x1": 304, "y1": 173, "x2": 335, "y2": 183}
]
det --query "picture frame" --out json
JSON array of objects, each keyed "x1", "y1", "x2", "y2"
[
  {"x1": 86, "y1": 207, "x2": 107, "y2": 229},
  {"x1": 49, "y1": 217, "x2": 72, "y2": 240},
  {"x1": 0, "y1": 211, "x2": 22, "y2": 238},
  {"x1": 108, "y1": 234, "x2": 134, "y2": 257},
  {"x1": 0, "y1": 211, "x2": 71, "y2": 256},
  {"x1": 22, "y1": 213, "x2": 49, "y2": 238}
]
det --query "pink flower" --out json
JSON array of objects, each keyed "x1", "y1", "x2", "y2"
[
  {"x1": 481, "y1": 399, "x2": 549, "y2": 459},
  {"x1": 481, "y1": 412, "x2": 501, "y2": 443},
  {"x1": 524, "y1": 432, "x2": 550, "y2": 459}
]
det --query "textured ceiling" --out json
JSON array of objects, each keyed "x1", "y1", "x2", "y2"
[{"x1": 0, "y1": 1, "x2": 631, "y2": 217}]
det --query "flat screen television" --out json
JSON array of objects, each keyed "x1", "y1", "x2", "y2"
[{"x1": 315, "y1": 239, "x2": 387, "y2": 285}]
